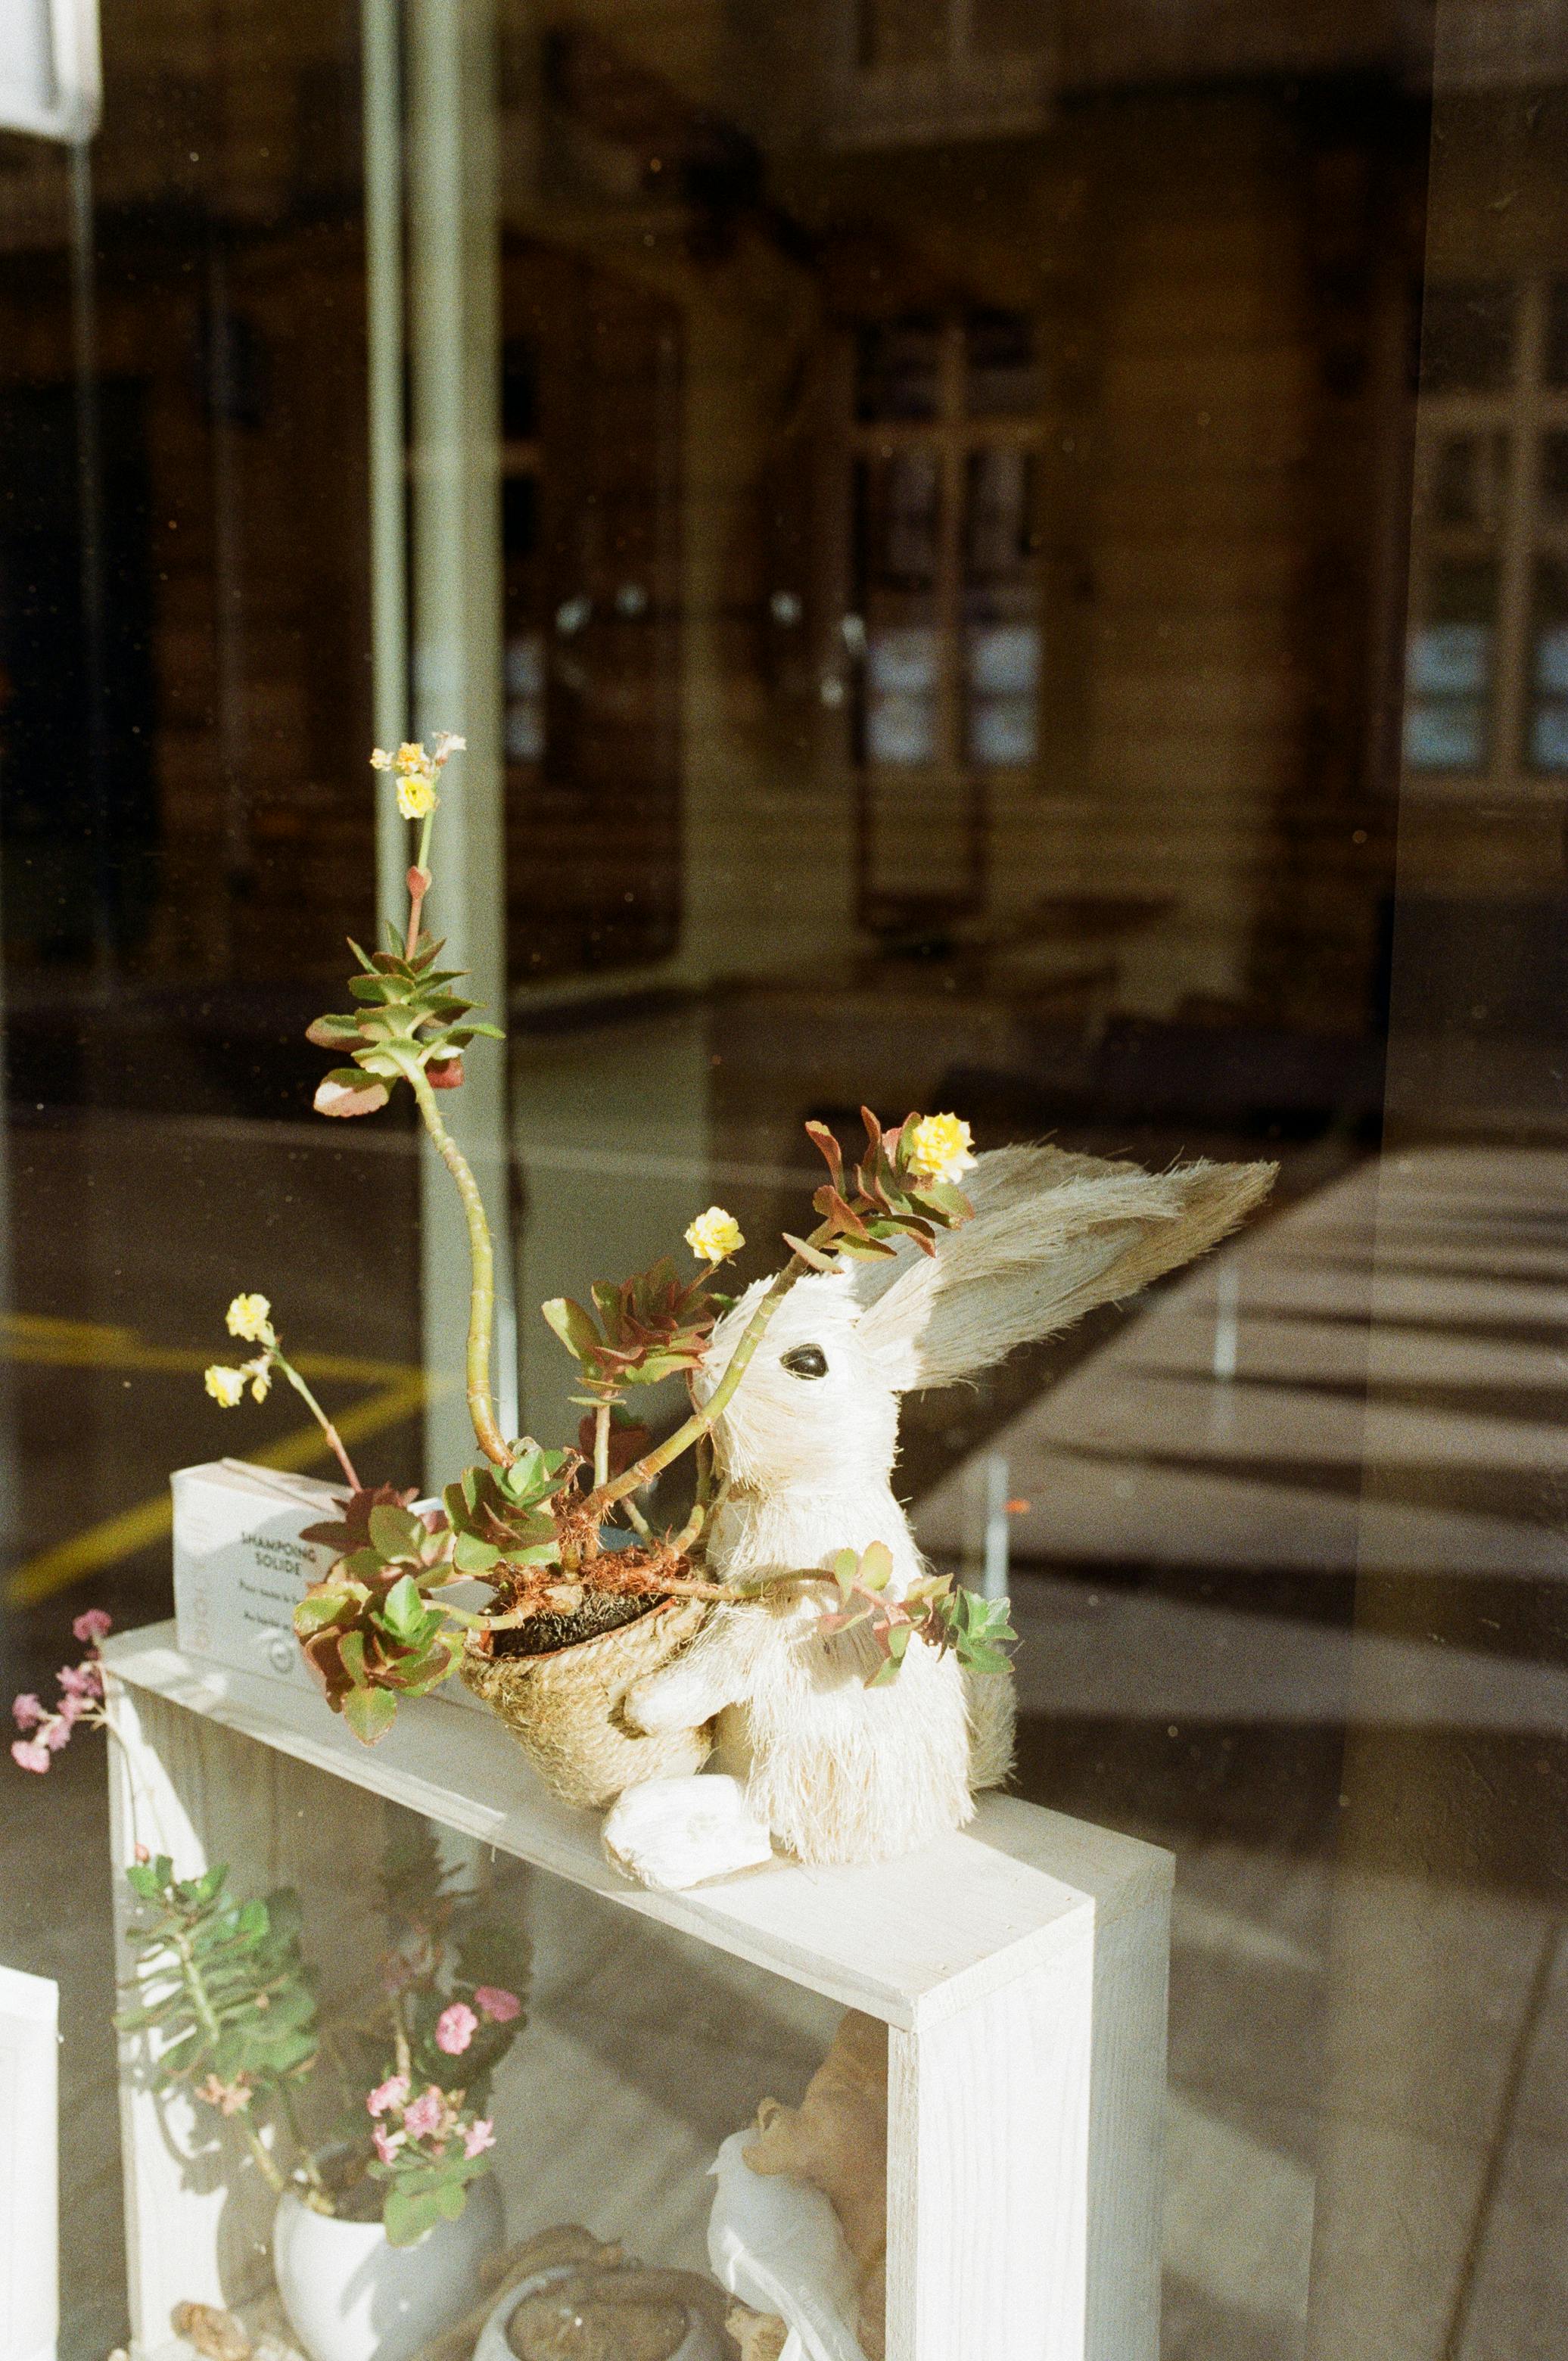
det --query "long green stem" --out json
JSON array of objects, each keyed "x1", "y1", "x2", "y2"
[
  {"x1": 173, "y1": 1924, "x2": 288, "y2": 2198},
  {"x1": 407, "y1": 1065, "x2": 512, "y2": 1468},
  {"x1": 581, "y1": 1255, "x2": 807, "y2": 1523},
  {"x1": 272, "y1": 1348, "x2": 362, "y2": 1490}
]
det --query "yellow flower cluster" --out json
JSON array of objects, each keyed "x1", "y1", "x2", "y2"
[
  {"x1": 685, "y1": 1206, "x2": 744, "y2": 1264},
  {"x1": 205, "y1": 1293, "x2": 276, "y2": 1407},
  {"x1": 225, "y1": 1292, "x2": 272, "y2": 1345},
  {"x1": 372, "y1": 742, "x2": 440, "y2": 823},
  {"x1": 907, "y1": 1112, "x2": 976, "y2": 1186},
  {"x1": 204, "y1": 1359, "x2": 272, "y2": 1408}
]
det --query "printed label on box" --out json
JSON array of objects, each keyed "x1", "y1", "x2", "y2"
[{"x1": 172, "y1": 1459, "x2": 487, "y2": 1714}]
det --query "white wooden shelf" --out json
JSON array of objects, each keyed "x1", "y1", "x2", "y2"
[{"x1": 103, "y1": 1620, "x2": 1173, "y2": 2361}]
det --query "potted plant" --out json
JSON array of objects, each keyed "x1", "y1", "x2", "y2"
[
  {"x1": 114, "y1": 1819, "x2": 528, "y2": 2361},
  {"x1": 191, "y1": 734, "x2": 1016, "y2": 1813}
]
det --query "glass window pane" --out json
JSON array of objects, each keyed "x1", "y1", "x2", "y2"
[
  {"x1": 1405, "y1": 561, "x2": 1497, "y2": 772},
  {"x1": 1429, "y1": 430, "x2": 1508, "y2": 530},
  {"x1": 855, "y1": 316, "x2": 941, "y2": 421},
  {"x1": 1525, "y1": 558, "x2": 1568, "y2": 772},
  {"x1": 866, "y1": 624, "x2": 939, "y2": 762},
  {"x1": 1539, "y1": 428, "x2": 1568, "y2": 526},
  {"x1": 1545, "y1": 275, "x2": 1568, "y2": 387},
  {"x1": 966, "y1": 312, "x2": 1039, "y2": 418}
]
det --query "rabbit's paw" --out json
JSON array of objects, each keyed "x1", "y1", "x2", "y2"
[
  {"x1": 602, "y1": 1775, "x2": 774, "y2": 1890},
  {"x1": 624, "y1": 1653, "x2": 736, "y2": 1735}
]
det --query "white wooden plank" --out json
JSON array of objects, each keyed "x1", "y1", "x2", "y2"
[
  {"x1": 0, "y1": 1963, "x2": 58, "y2": 2361},
  {"x1": 103, "y1": 1625, "x2": 1166, "y2": 2032},
  {"x1": 887, "y1": 1856, "x2": 1167, "y2": 2361}
]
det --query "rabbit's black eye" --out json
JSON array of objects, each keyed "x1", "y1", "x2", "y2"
[{"x1": 782, "y1": 1344, "x2": 829, "y2": 1380}]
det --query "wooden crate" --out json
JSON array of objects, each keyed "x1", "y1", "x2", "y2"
[{"x1": 102, "y1": 1622, "x2": 1171, "y2": 2361}]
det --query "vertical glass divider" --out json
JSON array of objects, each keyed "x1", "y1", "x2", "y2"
[
  {"x1": 406, "y1": 0, "x2": 517, "y2": 1476},
  {"x1": 362, "y1": 0, "x2": 410, "y2": 935}
]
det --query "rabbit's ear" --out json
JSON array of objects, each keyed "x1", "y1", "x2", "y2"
[{"x1": 851, "y1": 1144, "x2": 1275, "y2": 1392}]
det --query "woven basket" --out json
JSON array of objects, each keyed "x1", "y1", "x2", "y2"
[{"x1": 460, "y1": 1595, "x2": 712, "y2": 1810}]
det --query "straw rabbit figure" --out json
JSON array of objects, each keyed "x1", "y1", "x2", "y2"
[{"x1": 602, "y1": 1143, "x2": 1274, "y2": 1889}]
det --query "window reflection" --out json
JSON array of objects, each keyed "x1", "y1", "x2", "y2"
[
  {"x1": 1405, "y1": 561, "x2": 1497, "y2": 771},
  {"x1": 1526, "y1": 558, "x2": 1568, "y2": 772}
]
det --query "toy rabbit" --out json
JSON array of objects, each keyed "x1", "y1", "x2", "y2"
[{"x1": 602, "y1": 1143, "x2": 1274, "y2": 1890}]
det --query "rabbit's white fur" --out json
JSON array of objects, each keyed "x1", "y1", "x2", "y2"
[{"x1": 602, "y1": 1144, "x2": 1275, "y2": 1887}]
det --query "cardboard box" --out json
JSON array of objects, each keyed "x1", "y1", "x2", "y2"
[{"x1": 172, "y1": 1458, "x2": 486, "y2": 1713}]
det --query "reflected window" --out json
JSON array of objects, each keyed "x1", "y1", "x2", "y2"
[
  {"x1": 1407, "y1": 276, "x2": 1568, "y2": 792},
  {"x1": 966, "y1": 311, "x2": 1040, "y2": 418},
  {"x1": 1545, "y1": 278, "x2": 1568, "y2": 388},
  {"x1": 856, "y1": 316, "x2": 941, "y2": 422},
  {"x1": 866, "y1": 624, "x2": 940, "y2": 763},
  {"x1": 1430, "y1": 431, "x2": 1508, "y2": 530},
  {"x1": 1405, "y1": 561, "x2": 1497, "y2": 772},
  {"x1": 1527, "y1": 560, "x2": 1568, "y2": 772},
  {"x1": 848, "y1": 310, "x2": 1044, "y2": 919}
]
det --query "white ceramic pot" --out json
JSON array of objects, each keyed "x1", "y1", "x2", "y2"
[{"x1": 273, "y1": 2173, "x2": 504, "y2": 2361}]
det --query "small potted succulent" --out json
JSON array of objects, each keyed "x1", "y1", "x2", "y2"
[
  {"x1": 193, "y1": 735, "x2": 1014, "y2": 1812},
  {"x1": 114, "y1": 1818, "x2": 528, "y2": 2361}
]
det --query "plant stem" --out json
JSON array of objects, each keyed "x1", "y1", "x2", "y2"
[
  {"x1": 277, "y1": 2079, "x2": 334, "y2": 2213},
  {"x1": 391, "y1": 1989, "x2": 412, "y2": 2083},
  {"x1": 272, "y1": 1349, "x2": 362, "y2": 1490},
  {"x1": 173, "y1": 1922, "x2": 288, "y2": 2197},
  {"x1": 404, "y1": 867, "x2": 430, "y2": 960},
  {"x1": 593, "y1": 1402, "x2": 610, "y2": 1488},
  {"x1": 407, "y1": 1065, "x2": 512, "y2": 1468},
  {"x1": 581, "y1": 1254, "x2": 807, "y2": 1523}
]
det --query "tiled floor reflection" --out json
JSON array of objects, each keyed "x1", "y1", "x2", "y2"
[{"x1": 918, "y1": 1146, "x2": 1568, "y2": 2360}]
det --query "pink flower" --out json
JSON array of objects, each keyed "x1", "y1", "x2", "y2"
[
  {"x1": 474, "y1": 1986, "x2": 521, "y2": 2024},
  {"x1": 372, "y1": 2123, "x2": 406, "y2": 2164},
  {"x1": 401, "y1": 2086, "x2": 445, "y2": 2142},
  {"x1": 435, "y1": 2002, "x2": 478, "y2": 2056},
  {"x1": 366, "y1": 2073, "x2": 409, "y2": 2119},
  {"x1": 42, "y1": 1719, "x2": 73, "y2": 1753},
  {"x1": 11, "y1": 1739, "x2": 50, "y2": 1774},
  {"x1": 58, "y1": 1663, "x2": 102, "y2": 1700},
  {"x1": 196, "y1": 2073, "x2": 252, "y2": 2117},
  {"x1": 11, "y1": 1694, "x2": 43, "y2": 1730},
  {"x1": 57, "y1": 1691, "x2": 88, "y2": 1728},
  {"x1": 462, "y1": 2117, "x2": 496, "y2": 2160},
  {"x1": 73, "y1": 1609, "x2": 112, "y2": 1645}
]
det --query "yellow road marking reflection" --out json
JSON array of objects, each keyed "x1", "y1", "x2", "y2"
[{"x1": 2, "y1": 1314, "x2": 429, "y2": 1607}]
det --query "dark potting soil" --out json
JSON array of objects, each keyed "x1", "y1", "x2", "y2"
[{"x1": 487, "y1": 1590, "x2": 668, "y2": 1658}]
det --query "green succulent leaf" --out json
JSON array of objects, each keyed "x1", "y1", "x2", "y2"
[{"x1": 342, "y1": 1683, "x2": 399, "y2": 1745}]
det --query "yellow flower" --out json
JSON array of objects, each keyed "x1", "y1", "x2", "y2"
[
  {"x1": 395, "y1": 742, "x2": 428, "y2": 772},
  {"x1": 907, "y1": 1112, "x2": 976, "y2": 1186},
  {"x1": 225, "y1": 1292, "x2": 272, "y2": 1344},
  {"x1": 685, "y1": 1206, "x2": 744, "y2": 1263},
  {"x1": 204, "y1": 1364, "x2": 247, "y2": 1409},
  {"x1": 244, "y1": 1359, "x2": 272, "y2": 1404},
  {"x1": 396, "y1": 773, "x2": 439, "y2": 821},
  {"x1": 369, "y1": 748, "x2": 394, "y2": 771}
]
